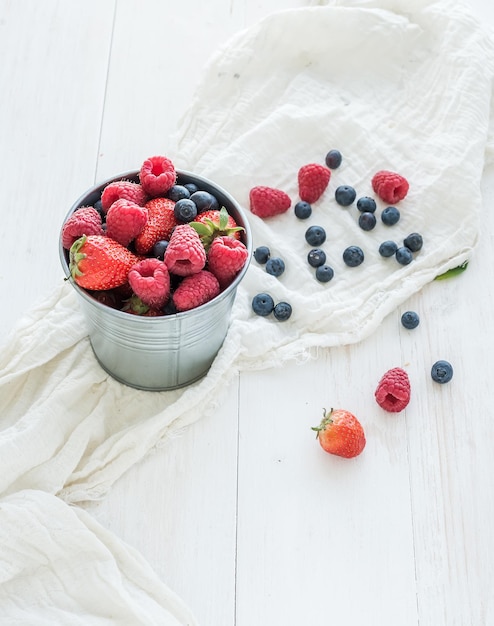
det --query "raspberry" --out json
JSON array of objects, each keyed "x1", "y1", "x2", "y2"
[
  {"x1": 172, "y1": 270, "x2": 220, "y2": 312},
  {"x1": 164, "y1": 224, "x2": 207, "y2": 276},
  {"x1": 100, "y1": 180, "x2": 147, "y2": 213},
  {"x1": 106, "y1": 199, "x2": 148, "y2": 246},
  {"x1": 298, "y1": 163, "x2": 331, "y2": 204},
  {"x1": 61, "y1": 206, "x2": 104, "y2": 250},
  {"x1": 128, "y1": 258, "x2": 170, "y2": 310},
  {"x1": 207, "y1": 236, "x2": 249, "y2": 288},
  {"x1": 139, "y1": 155, "x2": 176, "y2": 197},
  {"x1": 375, "y1": 367, "x2": 411, "y2": 412},
  {"x1": 371, "y1": 170, "x2": 409, "y2": 204},
  {"x1": 249, "y1": 186, "x2": 291, "y2": 218},
  {"x1": 134, "y1": 197, "x2": 178, "y2": 255}
]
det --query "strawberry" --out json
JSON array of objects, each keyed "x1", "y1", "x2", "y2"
[
  {"x1": 164, "y1": 224, "x2": 207, "y2": 276},
  {"x1": 371, "y1": 170, "x2": 409, "y2": 204},
  {"x1": 374, "y1": 367, "x2": 411, "y2": 412},
  {"x1": 100, "y1": 180, "x2": 148, "y2": 213},
  {"x1": 134, "y1": 197, "x2": 177, "y2": 255},
  {"x1": 172, "y1": 270, "x2": 220, "y2": 312},
  {"x1": 128, "y1": 258, "x2": 170, "y2": 309},
  {"x1": 190, "y1": 207, "x2": 243, "y2": 250},
  {"x1": 61, "y1": 206, "x2": 104, "y2": 250},
  {"x1": 139, "y1": 155, "x2": 176, "y2": 197},
  {"x1": 312, "y1": 408, "x2": 366, "y2": 458},
  {"x1": 105, "y1": 199, "x2": 148, "y2": 247},
  {"x1": 249, "y1": 186, "x2": 291, "y2": 219},
  {"x1": 69, "y1": 235, "x2": 141, "y2": 291},
  {"x1": 298, "y1": 163, "x2": 331, "y2": 203},
  {"x1": 207, "y1": 236, "x2": 249, "y2": 288}
]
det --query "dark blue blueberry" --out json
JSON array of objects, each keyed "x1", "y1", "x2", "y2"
[
  {"x1": 273, "y1": 301, "x2": 292, "y2": 321},
  {"x1": 404, "y1": 232, "x2": 423, "y2": 252},
  {"x1": 167, "y1": 184, "x2": 190, "y2": 202},
  {"x1": 315, "y1": 264, "x2": 334, "y2": 283},
  {"x1": 252, "y1": 293, "x2": 275, "y2": 316},
  {"x1": 152, "y1": 239, "x2": 169, "y2": 260},
  {"x1": 335, "y1": 185, "x2": 356, "y2": 207},
  {"x1": 395, "y1": 246, "x2": 413, "y2": 265},
  {"x1": 381, "y1": 206, "x2": 400, "y2": 226},
  {"x1": 307, "y1": 248, "x2": 326, "y2": 267},
  {"x1": 190, "y1": 190, "x2": 219, "y2": 212},
  {"x1": 358, "y1": 212, "x2": 377, "y2": 231},
  {"x1": 356, "y1": 196, "x2": 377, "y2": 213},
  {"x1": 253, "y1": 246, "x2": 271, "y2": 264},
  {"x1": 174, "y1": 198, "x2": 198, "y2": 223},
  {"x1": 93, "y1": 199, "x2": 104, "y2": 219},
  {"x1": 431, "y1": 360, "x2": 453, "y2": 384},
  {"x1": 325, "y1": 149, "x2": 342, "y2": 169},
  {"x1": 184, "y1": 182, "x2": 199, "y2": 195},
  {"x1": 294, "y1": 201, "x2": 312, "y2": 219},
  {"x1": 401, "y1": 310, "x2": 420, "y2": 329},
  {"x1": 266, "y1": 257, "x2": 285, "y2": 277},
  {"x1": 379, "y1": 240, "x2": 398, "y2": 257},
  {"x1": 343, "y1": 245, "x2": 364, "y2": 267},
  {"x1": 305, "y1": 225, "x2": 326, "y2": 246}
]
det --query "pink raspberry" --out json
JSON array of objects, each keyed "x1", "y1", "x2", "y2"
[
  {"x1": 106, "y1": 199, "x2": 148, "y2": 247},
  {"x1": 139, "y1": 155, "x2": 176, "y2": 197},
  {"x1": 207, "y1": 236, "x2": 249, "y2": 288},
  {"x1": 172, "y1": 270, "x2": 220, "y2": 312},
  {"x1": 249, "y1": 186, "x2": 291, "y2": 218},
  {"x1": 61, "y1": 206, "x2": 104, "y2": 250},
  {"x1": 371, "y1": 170, "x2": 409, "y2": 204},
  {"x1": 100, "y1": 180, "x2": 148, "y2": 213},
  {"x1": 164, "y1": 224, "x2": 206, "y2": 276},
  {"x1": 298, "y1": 163, "x2": 331, "y2": 204},
  {"x1": 128, "y1": 258, "x2": 170, "y2": 310},
  {"x1": 375, "y1": 367, "x2": 411, "y2": 412}
]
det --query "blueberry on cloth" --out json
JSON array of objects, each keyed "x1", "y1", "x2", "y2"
[
  {"x1": 335, "y1": 185, "x2": 356, "y2": 206},
  {"x1": 307, "y1": 248, "x2": 326, "y2": 267},
  {"x1": 294, "y1": 201, "x2": 312, "y2": 219},
  {"x1": 273, "y1": 301, "x2": 292, "y2": 321},
  {"x1": 305, "y1": 225, "x2": 326, "y2": 246},
  {"x1": 356, "y1": 196, "x2": 377, "y2": 213},
  {"x1": 325, "y1": 149, "x2": 342, "y2": 169},
  {"x1": 379, "y1": 240, "x2": 398, "y2": 257},
  {"x1": 404, "y1": 232, "x2": 423, "y2": 252},
  {"x1": 381, "y1": 206, "x2": 400, "y2": 226},
  {"x1": 266, "y1": 257, "x2": 285, "y2": 277},
  {"x1": 252, "y1": 293, "x2": 275, "y2": 316},
  {"x1": 343, "y1": 245, "x2": 364, "y2": 267},
  {"x1": 315, "y1": 265, "x2": 334, "y2": 283},
  {"x1": 358, "y1": 212, "x2": 377, "y2": 231},
  {"x1": 401, "y1": 310, "x2": 420, "y2": 329},
  {"x1": 253, "y1": 246, "x2": 271, "y2": 264},
  {"x1": 431, "y1": 360, "x2": 453, "y2": 384},
  {"x1": 395, "y1": 246, "x2": 413, "y2": 265}
]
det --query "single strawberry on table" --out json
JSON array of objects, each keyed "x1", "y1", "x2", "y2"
[
  {"x1": 134, "y1": 197, "x2": 177, "y2": 255},
  {"x1": 249, "y1": 186, "x2": 291, "y2": 218},
  {"x1": 298, "y1": 163, "x2": 331, "y2": 204},
  {"x1": 207, "y1": 235, "x2": 249, "y2": 288},
  {"x1": 312, "y1": 408, "x2": 366, "y2": 458}
]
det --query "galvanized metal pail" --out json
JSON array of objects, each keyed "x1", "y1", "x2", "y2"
[{"x1": 59, "y1": 170, "x2": 252, "y2": 391}]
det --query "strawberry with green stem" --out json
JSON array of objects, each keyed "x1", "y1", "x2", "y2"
[
  {"x1": 190, "y1": 207, "x2": 244, "y2": 251},
  {"x1": 312, "y1": 408, "x2": 366, "y2": 458}
]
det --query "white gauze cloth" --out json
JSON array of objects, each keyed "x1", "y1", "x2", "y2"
[{"x1": 0, "y1": 1, "x2": 493, "y2": 623}]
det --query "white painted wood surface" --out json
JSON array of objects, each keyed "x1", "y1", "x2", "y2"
[{"x1": 1, "y1": 1, "x2": 494, "y2": 625}]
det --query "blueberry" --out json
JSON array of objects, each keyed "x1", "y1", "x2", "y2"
[
  {"x1": 381, "y1": 206, "x2": 400, "y2": 226},
  {"x1": 266, "y1": 257, "x2": 285, "y2": 277},
  {"x1": 252, "y1": 293, "x2": 275, "y2": 316},
  {"x1": 356, "y1": 196, "x2": 377, "y2": 213},
  {"x1": 152, "y1": 239, "x2": 169, "y2": 260},
  {"x1": 404, "y1": 232, "x2": 423, "y2": 252},
  {"x1": 358, "y1": 212, "x2": 377, "y2": 231},
  {"x1": 401, "y1": 310, "x2": 420, "y2": 329},
  {"x1": 305, "y1": 225, "x2": 326, "y2": 246},
  {"x1": 294, "y1": 201, "x2": 312, "y2": 219},
  {"x1": 315, "y1": 264, "x2": 334, "y2": 283},
  {"x1": 343, "y1": 245, "x2": 364, "y2": 267},
  {"x1": 94, "y1": 199, "x2": 104, "y2": 219},
  {"x1": 253, "y1": 245, "x2": 270, "y2": 264},
  {"x1": 307, "y1": 248, "x2": 326, "y2": 267},
  {"x1": 395, "y1": 246, "x2": 413, "y2": 265},
  {"x1": 273, "y1": 301, "x2": 292, "y2": 321},
  {"x1": 335, "y1": 185, "x2": 356, "y2": 207},
  {"x1": 325, "y1": 149, "x2": 342, "y2": 169},
  {"x1": 190, "y1": 190, "x2": 219, "y2": 212},
  {"x1": 174, "y1": 198, "x2": 198, "y2": 223},
  {"x1": 167, "y1": 184, "x2": 190, "y2": 202},
  {"x1": 379, "y1": 240, "x2": 398, "y2": 257},
  {"x1": 184, "y1": 182, "x2": 198, "y2": 195},
  {"x1": 431, "y1": 360, "x2": 453, "y2": 384}
]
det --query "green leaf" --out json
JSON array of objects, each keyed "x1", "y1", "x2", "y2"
[{"x1": 435, "y1": 261, "x2": 468, "y2": 280}]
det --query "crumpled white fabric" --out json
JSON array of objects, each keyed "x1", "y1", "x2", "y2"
[{"x1": 0, "y1": 1, "x2": 493, "y2": 623}]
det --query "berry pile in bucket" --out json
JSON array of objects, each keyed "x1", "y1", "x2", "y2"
[{"x1": 62, "y1": 156, "x2": 249, "y2": 315}]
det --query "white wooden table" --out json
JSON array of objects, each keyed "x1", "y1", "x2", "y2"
[{"x1": 1, "y1": 1, "x2": 494, "y2": 624}]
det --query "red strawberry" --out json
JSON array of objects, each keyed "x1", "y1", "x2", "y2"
[
  {"x1": 164, "y1": 224, "x2": 207, "y2": 276},
  {"x1": 190, "y1": 207, "x2": 243, "y2": 250},
  {"x1": 128, "y1": 258, "x2": 170, "y2": 309},
  {"x1": 134, "y1": 197, "x2": 177, "y2": 255},
  {"x1": 100, "y1": 180, "x2": 147, "y2": 213},
  {"x1": 371, "y1": 170, "x2": 409, "y2": 204},
  {"x1": 172, "y1": 270, "x2": 220, "y2": 312},
  {"x1": 139, "y1": 155, "x2": 176, "y2": 197},
  {"x1": 106, "y1": 199, "x2": 148, "y2": 247},
  {"x1": 298, "y1": 163, "x2": 331, "y2": 203},
  {"x1": 69, "y1": 235, "x2": 141, "y2": 290},
  {"x1": 61, "y1": 206, "x2": 104, "y2": 250},
  {"x1": 312, "y1": 408, "x2": 366, "y2": 458},
  {"x1": 207, "y1": 236, "x2": 249, "y2": 288},
  {"x1": 249, "y1": 186, "x2": 291, "y2": 218},
  {"x1": 375, "y1": 367, "x2": 411, "y2": 412}
]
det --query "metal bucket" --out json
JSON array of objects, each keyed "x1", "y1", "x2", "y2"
[{"x1": 59, "y1": 170, "x2": 252, "y2": 391}]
